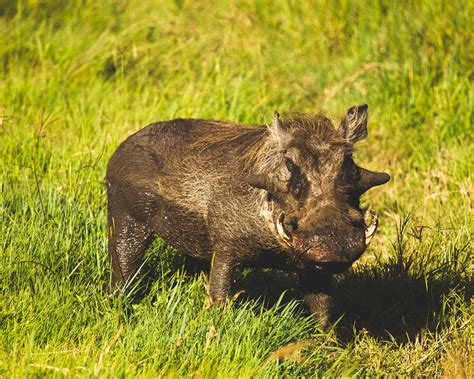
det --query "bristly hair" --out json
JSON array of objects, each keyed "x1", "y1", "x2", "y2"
[
  {"x1": 190, "y1": 121, "x2": 268, "y2": 155},
  {"x1": 281, "y1": 113, "x2": 352, "y2": 148},
  {"x1": 190, "y1": 114, "x2": 353, "y2": 174},
  {"x1": 282, "y1": 112, "x2": 335, "y2": 131}
]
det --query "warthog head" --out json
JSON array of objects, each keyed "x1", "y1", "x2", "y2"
[{"x1": 247, "y1": 105, "x2": 390, "y2": 273}]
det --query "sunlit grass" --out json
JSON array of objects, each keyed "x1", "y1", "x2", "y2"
[{"x1": 0, "y1": 0, "x2": 472, "y2": 377}]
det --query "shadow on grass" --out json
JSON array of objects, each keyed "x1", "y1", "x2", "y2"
[
  {"x1": 123, "y1": 224, "x2": 471, "y2": 345},
  {"x1": 333, "y1": 265, "x2": 470, "y2": 344},
  {"x1": 234, "y1": 217, "x2": 472, "y2": 343},
  {"x1": 231, "y1": 261, "x2": 471, "y2": 344},
  {"x1": 125, "y1": 249, "x2": 471, "y2": 344}
]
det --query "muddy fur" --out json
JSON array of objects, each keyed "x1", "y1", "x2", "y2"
[{"x1": 106, "y1": 106, "x2": 390, "y2": 328}]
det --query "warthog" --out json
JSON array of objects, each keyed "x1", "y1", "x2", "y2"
[{"x1": 106, "y1": 105, "x2": 389, "y2": 327}]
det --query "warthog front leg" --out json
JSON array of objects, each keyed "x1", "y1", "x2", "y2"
[
  {"x1": 207, "y1": 251, "x2": 235, "y2": 306},
  {"x1": 107, "y1": 183, "x2": 154, "y2": 292},
  {"x1": 299, "y1": 270, "x2": 334, "y2": 330},
  {"x1": 108, "y1": 213, "x2": 153, "y2": 291}
]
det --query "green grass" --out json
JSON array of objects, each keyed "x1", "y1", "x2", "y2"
[{"x1": 0, "y1": 0, "x2": 472, "y2": 377}]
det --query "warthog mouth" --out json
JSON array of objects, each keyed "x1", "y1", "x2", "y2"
[
  {"x1": 275, "y1": 209, "x2": 379, "y2": 272},
  {"x1": 311, "y1": 261, "x2": 353, "y2": 274}
]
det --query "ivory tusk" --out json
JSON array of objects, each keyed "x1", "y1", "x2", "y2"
[
  {"x1": 364, "y1": 209, "x2": 378, "y2": 245},
  {"x1": 276, "y1": 212, "x2": 293, "y2": 246}
]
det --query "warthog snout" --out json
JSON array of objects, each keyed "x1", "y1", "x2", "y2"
[{"x1": 276, "y1": 209, "x2": 379, "y2": 273}]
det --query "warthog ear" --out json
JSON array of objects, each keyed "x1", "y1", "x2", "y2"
[
  {"x1": 268, "y1": 111, "x2": 291, "y2": 149},
  {"x1": 338, "y1": 104, "x2": 368, "y2": 143}
]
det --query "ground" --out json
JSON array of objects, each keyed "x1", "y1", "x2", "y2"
[{"x1": 0, "y1": 0, "x2": 472, "y2": 377}]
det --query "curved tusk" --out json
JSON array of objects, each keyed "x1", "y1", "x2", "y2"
[
  {"x1": 364, "y1": 209, "x2": 378, "y2": 245},
  {"x1": 276, "y1": 212, "x2": 293, "y2": 247}
]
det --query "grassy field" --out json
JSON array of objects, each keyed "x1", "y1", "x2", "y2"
[{"x1": 0, "y1": 0, "x2": 472, "y2": 377}]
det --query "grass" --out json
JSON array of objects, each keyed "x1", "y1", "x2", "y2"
[{"x1": 0, "y1": 0, "x2": 472, "y2": 377}]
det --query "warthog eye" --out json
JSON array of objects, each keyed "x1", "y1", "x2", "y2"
[
  {"x1": 285, "y1": 158, "x2": 309, "y2": 198},
  {"x1": 283, "y1": 215, "x2": 299, "y2": 232},
  {"x1": 285, "y1": 158, "x2": 297, "y2": 173},
  {"x1": 290, "y1": 217, "x2": 299, "y2": 231}
]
